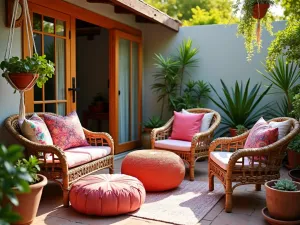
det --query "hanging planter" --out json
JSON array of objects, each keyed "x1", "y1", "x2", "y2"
[
  {"x1": 0, "y1": 0, "x2": 54, "y2": 121},
  {"x1": 232, "y1": 0, "x2": 274, "y2": 61}
]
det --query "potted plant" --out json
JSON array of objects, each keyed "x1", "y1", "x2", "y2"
[
  {"x1": 12, "y1": 155, "x2": 47, "y2": 225},
  {"x1": 230, "y1": 124, "x2": 248, "y2": 137},
  {"x1": 210, "y1": 79, "x2": 271, "y2": 136},
  {"x1": 89, "y1": 93, "x2": 106, "y2": 113},
  {"x1": 232, "y1": 0, "x2": 274, "y2": 61},
  {"x1": 289, "y1": 167, "x2": 300, "y2": 183},
  {"x1": 142, "y1": 116, "x2": 165, "y2": 148},
  {"x1": 0, "y1": 144, "x2": 47, "y2": 225},
  {"x1": 0, "y1": 54, "x2": 54, "y2": 91},
  {"x1": 264, "y1": 179, "x2": 300, "y2": 222},
  {"x1": 286, "y1": 135, "x2": 300, "y2": 169}
]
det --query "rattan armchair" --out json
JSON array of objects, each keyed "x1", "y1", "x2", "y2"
[
  {"x1": 208, "y1": 117, "x2": 299, "y2": 213},
  {"x1": 5, "y1": 113, "x2": 114, "y2": 207},
  {"x1": 151, "y1": 108, "x2": 221, "y2": 181}
]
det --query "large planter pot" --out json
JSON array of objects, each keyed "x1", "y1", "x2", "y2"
[
  {"x1": 6, "y1": 73, "x2": 39, "y2": 90},
  {"x1": 12, "y1": 174, "x2": 47, "y2": 225},
  {"x1": 252, "y1": 3, "x2": 270, "y2": 19},
  {"x1": 142, "y1": 128, "x2": 153, "y2": 149},
  {"x1": 289, "y1": 169, "x2": 300, "y2": 183},
  {"x1": 229, "y1": 128, "x2": 237, "y2": 137},
  {"x1": 287, "y1": 149, "x2": 300, "y2": 169},
  {"x1": 265, "y1": 180, "x2": 300, "y2": 221}
]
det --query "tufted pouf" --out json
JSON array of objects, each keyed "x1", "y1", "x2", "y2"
[
  {"x1": 69, "y1": 174, "x2": 145, "y2": 216},
  {"x1": 121, "y1": 150, "x2": 185, "y2": 191}
]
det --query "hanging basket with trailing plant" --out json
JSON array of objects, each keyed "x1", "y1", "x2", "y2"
[{"x1": 233, "y1": 0, "x2": 274, "y2": 61}]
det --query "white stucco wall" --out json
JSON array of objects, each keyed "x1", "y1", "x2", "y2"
[
  {"x1": 141, "y1": 21, "x2": 288, "y2": 123},
  {"x1": 0, "y1": 0, "x2": 22, "y2": 144}
]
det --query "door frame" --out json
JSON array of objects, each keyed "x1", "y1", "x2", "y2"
[{"x1": 110, "y1": 29, "x2": 143, "y2": 154}]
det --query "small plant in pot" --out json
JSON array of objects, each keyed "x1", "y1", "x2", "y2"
[
  {"x1": 286, "y1": 135, "x2": 300, "y2": 169},
  {"x1": 0, "y1": 54, "x2": 54, "y2": 91},
  {"x1": 89, "y1": 93, "x2": 106, "y2": 113},
  {"x1": 230, "y1": 124, "x2": 248, "y2": 137},
  {"x1": 0, "y1": 144, "x2": 47, "y2": 225},
  {"x1": 264, "y1": 179, "x2": 300, "y2": 222},
  {"x1": 142, "y1": 116, "x2": 165, "y2": 149}
]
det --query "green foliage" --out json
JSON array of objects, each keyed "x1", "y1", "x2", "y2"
[
  {"x1": 233, "y1": 0, "x2": 274, "y2": 61},
  {"x1": 169, "y1": 80, "x2": 210, "y2": 111},
  {"x1": 288, "y1": 135, "x2": 300, "y2": 153},
  {"x1": 236, "y1": 125, "x2": 248, "y2": 135},
  {"x1": 258, "y1": 56, "x2": 300, "y2": 115},
  {"x1": 151, "y1": 39, "x2": 200, "y2": 119},
  {"x1": 0, "y1": 145, "x2": 33, "y2": 225},
  {"x1": 209, "y1": 79, "x2": 271, "y2": 131},
  {"x1": 272, "y1": 179, "x2": 298, "y2": 191},
  {"x1": 0, "y1": 53, "x2": 55, "y2": 89},
  {"x1": 143, "y1": 116, "x2": 165, "y2": 129},
  {"x1": 144, "y1": 0, "x2": 235, "y2": 25},
  {"x1": 291, "y1": 94, "x2": 300, "y2": 120},
  {"x1": 93, "y1": 92, "x2": 104, "y2": 103},
  {"x1": 15, "y1": 156, "x2": 41, "y2": 184}
]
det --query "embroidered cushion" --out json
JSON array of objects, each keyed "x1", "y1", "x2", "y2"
[
  {"x1": 170, "y1": 111, "x2": 204, "y2": 142},
  {"x1": 269, "y1": 120, "x2": 292, "y2": 140},
  {"x1": 20, "y1": 113, "x2": 53, "y2": 145},
  {"x1": 182, "y1": 109, "x2": 214, "y2": 132},
  {"x1": 44, "y1": 111, "x2": 89, "y2": 150},
  {"x1": 244, "y1": 117, "x2": 278, "y2": 161}
]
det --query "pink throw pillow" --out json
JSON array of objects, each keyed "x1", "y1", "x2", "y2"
[
  {"x1": 20, "y1": 113, "x2": 53, "y2": 145},
  {"x1": 44, "y1": 111, "x2": 89, "y2": 150},
  {"x1": 170, "y1": 111, "x2": 204, "y2": 141},
  {"x1": 244, "y1": 117, "x2": 278, "y2": 161}
]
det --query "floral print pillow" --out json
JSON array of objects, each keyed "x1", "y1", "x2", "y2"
[
  {"x1": 44, "y1": 111, "x2": 89, "y2": 150},
  {"x1": 21, "y1": 113, "x2": 53, "y2": 145},
  {"x1": 244, "y1": 117, "x2": 278, "y2": 162}
]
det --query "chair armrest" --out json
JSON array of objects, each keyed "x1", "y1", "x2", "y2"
[
  {"x1": 209, "y1": 131, "x2": 249, "y2": 153},
  {"x1": 83, "y1": 128, "x2": 114, "y2": 155},
  {"x1": 150, "y1": 117, "x2": 174, "y2": 148}
]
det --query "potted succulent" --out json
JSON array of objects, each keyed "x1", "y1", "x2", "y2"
[
  {"x1": 0, "y1": 54, "x2": 54, "y2": 91},
  {"x1": 210, "y1": 79, "x2": 271, "y2": 137},
  {"x1": 230, "y1": 124, "x2": 248, "y2": 137},
  {"x1": 142, "y1": 116, "x2": 165, "y2": 149},
  {"x1": 0, "y1": 144, "x2": 47, "y2": 225},
  {"x1": 232, "y1": 0, "x2": 274, "y2": 61},
  {"x1": 264, "y1": 179, "x2": 300, "y2": 222}
]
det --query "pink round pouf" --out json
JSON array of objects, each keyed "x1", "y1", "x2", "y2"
[{"x1": 69, "y1": 174, "x2": 146, "y2": 216}]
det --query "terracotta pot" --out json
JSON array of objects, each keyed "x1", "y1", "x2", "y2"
[
  {"x1": 229, "y1": 128, "x2": 237, "y2": 137},
  {"x1": 7, "y1": 73, "x2": 39, "y2": 90},
  {"x1": 252, "y1": 3, "x2": 270, "y2": 19},
  {"x1": 287, "y1": 149, "x2": 300, "y2": 169},
  {"x1": 265, "y1": 180, "x2": 300, "y2": 221},
  {"x1": 12, "y1": 174, "x2": 47, "y2": 225},
  {"x1": 289, "y1": 169, "x2": 300, "y2": 183},
  {"x1": 142, "y1": 128, "x2": 153, "y2": 149},
  {"x1": 89, "y1": 102, "x2": 104, "y2": 113}
]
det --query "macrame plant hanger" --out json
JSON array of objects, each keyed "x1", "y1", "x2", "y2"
[{"x1": 4, "y1": 0, "x2": 38, "y2": 122}]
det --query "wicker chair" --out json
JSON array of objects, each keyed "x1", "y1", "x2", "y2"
[
  {"x1": 208, "y1": 117, "x2": 300, "y2": 213},
  {"x1": 5, "y1": 113, "x2": 114, "y2": 207},
  {"x1": 151, "y1": 108, "x2": 221, "y2": 181}
]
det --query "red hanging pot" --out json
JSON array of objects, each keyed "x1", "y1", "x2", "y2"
[
  {"x1": 252, "y1": 3, "x2": 270, "y2": 19},
  {"x1": 6, "y1": 73, "x2": 39, "y2": 90}
]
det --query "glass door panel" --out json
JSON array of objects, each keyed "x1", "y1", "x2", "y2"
[{"x1": 26, "y1": 6, "x2": 70, "y2": 116}]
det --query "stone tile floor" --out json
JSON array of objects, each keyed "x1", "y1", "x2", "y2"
[{"x1": 33, "y1": 157, "x2": 290, "y2": 225}]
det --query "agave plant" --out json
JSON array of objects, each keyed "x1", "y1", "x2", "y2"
[
  {"x1": 258, "y1": 56, "x2": 300, "y2": 116},
  {"x1": 210, "y1": 79, "x2": 271, "y2": 132}
]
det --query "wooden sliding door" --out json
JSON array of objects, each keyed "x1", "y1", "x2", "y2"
[{"x1": 110, "y1": 30, "x2": 142, "y2": 154}]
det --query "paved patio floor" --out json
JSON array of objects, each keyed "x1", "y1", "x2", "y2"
[{"x1": 33, "y1": 156, "x2": 289, "y2": 225}]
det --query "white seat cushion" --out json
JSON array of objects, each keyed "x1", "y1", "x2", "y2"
[
  {"x1": 46, "y1": 146, "x2": 111, "y2": 168},
  {"x1": 210, "y1": 151, "x2": 261, "y2": 170},
  {"x1": 155, "y1": 139, "x2": 191, "y2": 152}
]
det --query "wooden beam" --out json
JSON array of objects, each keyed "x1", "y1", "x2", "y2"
[
  {"x1": 114, "y1": 5, "x2": 132, "y2": 14},
  {"x1": 135, "y1": 15, "x2": 155, "y2": 24},
  {"x1": 86, "y1": 0, "x2": 111, "y2": 4},
  {"x1": 87, "y1": 0, "x2": 181, "y2": 31}
]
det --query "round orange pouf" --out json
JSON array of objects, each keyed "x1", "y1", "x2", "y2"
[
  {"x1": 69, "y1": 174, "x2": 145, "y2": 216},
  {"x1": 121, "y1": 150, "x2": 185, "y2": 191}
]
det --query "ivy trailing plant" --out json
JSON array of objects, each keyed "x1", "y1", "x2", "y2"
[
  {"x1": 232, "y1": 0, "x2": 274, "y2": 61},
  {"x1": 0, "y1": 53, "x2": 55, "y2": 88}
]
